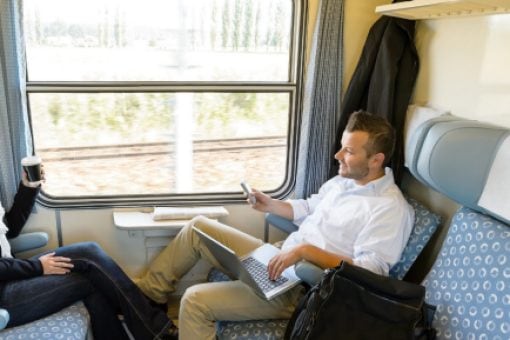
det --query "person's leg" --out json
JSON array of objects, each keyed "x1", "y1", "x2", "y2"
[
  {"x1": 0, "y1": 273, "x2": 93, "y2": 327},
  {"x1": 136, "y1": 215, "x2": 264, "y2": 304},
  {"x1": 83, "y1": 292, "x2": 129, "y2": 340},
  {"x1": 179, "y1": 280, "x2": 305, "y2": 340},
  {"x1": 54, "y1": 241, "x2": 173, "y2": 340}
]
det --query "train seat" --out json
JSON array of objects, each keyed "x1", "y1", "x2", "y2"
[
  {"x1": 422, "y1": 207, "x2": 509, "y2": 339},
  {"x1": 408, "y1": 115, "x2": 509, "y2": 339}
]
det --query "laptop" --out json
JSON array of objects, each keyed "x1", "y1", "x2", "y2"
[{"x1": 192, "y1": 226, "x2": 301, "y2": 300}]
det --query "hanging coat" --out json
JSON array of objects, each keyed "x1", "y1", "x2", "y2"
[{"x1": 331, "y1": 15, "x2": 419, "y2": 185}]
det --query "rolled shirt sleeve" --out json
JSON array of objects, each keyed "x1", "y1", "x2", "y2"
[{"x1": 352, "y1": 198, "x2": 415, "y2": 275}]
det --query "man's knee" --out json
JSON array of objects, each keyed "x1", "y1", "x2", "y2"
[
  {"x1": 190, "y1": 215, "x2": 228, "y2": 235},
  {"x1": 180, "y1": 284, "x2": 212, "y2": 319}
]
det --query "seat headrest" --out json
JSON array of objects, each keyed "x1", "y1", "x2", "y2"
[{"x1": 406, "y1": 115, "x2": 510, "y2": 224}]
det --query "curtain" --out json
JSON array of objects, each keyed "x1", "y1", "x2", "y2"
[
  {"x1": 0, "y1": 0, "x2": 32, "y2": 208},
  {"x1": 295, "y1": 0, "x2": 344, "y2": 199}
]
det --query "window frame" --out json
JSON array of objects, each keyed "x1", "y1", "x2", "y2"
[{"x1": 25, "y1": 0, "x2": 307, "y2": 208}]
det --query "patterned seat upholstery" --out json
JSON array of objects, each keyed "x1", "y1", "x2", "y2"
[
  {"x1": 390, "y1": 197, "x2": 441, "y2": 279},
  {"x1": 217, "y1": 320, "x2": 288, "y2": 340},
  {"x1": 212, "y1": 198, "x2": 441, "y2": 340},
  {"x1": 422, "y1": 207, "x2": 509, "y2": 339},
  {"x1": 0, "y1": 301, "x2": 91, "y2": 340}
]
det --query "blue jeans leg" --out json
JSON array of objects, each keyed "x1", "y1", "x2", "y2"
[
  {"x1": 54, "y1": 242, "x2": 173, "y2": 340},
  {"x1": 0, "y1": 273, "x2": 93, "y2": 327},
  {"x1": 84, "y1": 291, "x2": 129, "y2": 340}
]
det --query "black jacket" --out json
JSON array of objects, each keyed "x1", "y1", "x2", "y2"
[
  {"x1": 332, "y1": 16, "x2": 419, "y2": 184},
  {"x1": 0, "y1": 184, "x2": 43, "y2": 282}
]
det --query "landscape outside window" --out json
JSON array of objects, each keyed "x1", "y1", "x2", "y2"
[{"x1": 23, "y1": 0, "x2": 297, "y2": 198}]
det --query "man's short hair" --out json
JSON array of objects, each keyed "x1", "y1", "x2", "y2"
[{"x1": 345, "y1": 111, "x2": 395, "y2": 165}]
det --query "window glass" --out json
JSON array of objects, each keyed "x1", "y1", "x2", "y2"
[
  {"x1": 24, "y1": 0, "x2": 292, "y2": 81},
  {"x1": 23, "y1": 0, "x2": 300, "y2": 201},
  {"x1": 29, "y1": 92, "x2": 289, "y2": 196}
]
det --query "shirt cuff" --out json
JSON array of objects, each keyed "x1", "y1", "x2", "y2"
[{"x1": 287, "y1": 199, "x2": 308, "y2": 223}]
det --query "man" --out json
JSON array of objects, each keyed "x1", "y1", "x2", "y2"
[{"x1": 136, "y1": 111, "x2": 414, "y2": 339}]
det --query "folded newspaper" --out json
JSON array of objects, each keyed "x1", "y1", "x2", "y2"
[{"x1": 153, "y1": 206, "x2": 229, "y2": 221}]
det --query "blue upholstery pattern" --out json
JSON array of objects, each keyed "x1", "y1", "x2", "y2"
[
  {"x1": 0, "y1": 302, "x2": 90, "y2": 340},
  {"x1": 390, "y1": 197, "x2": 441, "y2": 279},
  {"x1": 217, "y1": 320, "x2": 288, "y2": 340},
  {"x1": 422, "y1": 207, "x2": 510, "y2": 339}
]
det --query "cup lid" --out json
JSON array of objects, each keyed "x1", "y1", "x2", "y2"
[{"x1": 21, "y1": 156, "x2": 42, "y2": 166}]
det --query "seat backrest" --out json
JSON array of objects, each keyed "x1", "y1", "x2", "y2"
[
  {"x1": 422, "y1": 207, "x2": 509, "y2": 339},
  {"x1": 389, "y1": 197, "x2": 441, "y2": 280},
  {"x1": 406, "y1": 115, "x2": 510, "y2": 224}
]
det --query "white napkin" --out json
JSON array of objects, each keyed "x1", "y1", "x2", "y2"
[{"x1": 153, "y1": 206, "x2": 229, "y2": 221}]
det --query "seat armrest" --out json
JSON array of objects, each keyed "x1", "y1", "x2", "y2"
[
  {"x1": 264, "y1": 214, "x2": 324, "y2": 285},
  {"x1": 10, "y1": 232, "x2": 49, "y2": 254},
  {"x1": 0, "y1": 308, "x2": 9, "y2": 330},
  {"x1": 294, "y1": 260, "x2": 324, "y2": 287},
  {"x1": 264, "y1": 213, "x2": 298, "y2": 241}
]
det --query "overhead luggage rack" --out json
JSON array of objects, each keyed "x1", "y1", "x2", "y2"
[{"x1": 375, "y1": 0, "x2": 510, "y2": 20}]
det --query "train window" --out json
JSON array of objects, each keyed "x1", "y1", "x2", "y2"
[{"x1": 23, "y1": 0, "x2": 304, "y2": 205}]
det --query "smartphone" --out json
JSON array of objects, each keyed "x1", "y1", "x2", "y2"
[{"x1": 240, "y1": 181, "x2": 256, "y2": 204}]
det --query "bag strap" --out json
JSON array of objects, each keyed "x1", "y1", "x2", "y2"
[{"x1": 414, "y1": 303, "x2": 437, "y2": 340}]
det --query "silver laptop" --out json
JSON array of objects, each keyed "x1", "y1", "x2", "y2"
[{"x1": 192, "y1": 226, "x2": 301, "y2": 300}]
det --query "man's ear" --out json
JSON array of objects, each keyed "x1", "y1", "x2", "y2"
[{"x1": 371, "y1": 152, "x2": 385, "y2": 168}]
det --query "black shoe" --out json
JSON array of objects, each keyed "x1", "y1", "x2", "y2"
[
  {"x1": 159, "y1": 325, "x2": 178, "y2": 340},
  {"x1": 146, "y1": 295, "x2": 168, "y2": 314}
]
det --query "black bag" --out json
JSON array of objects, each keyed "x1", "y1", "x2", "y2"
[{"x1": 284, "y1": 262, "x2": 436, "y2": 340}]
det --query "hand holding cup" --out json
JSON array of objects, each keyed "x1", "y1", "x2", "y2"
[{"x1": 21, "y1": 156, "x2": 44, "y2": 188}]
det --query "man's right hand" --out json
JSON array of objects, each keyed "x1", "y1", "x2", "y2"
[
  {"x1": 250, "y1": 189, "x2": 295, "y2": 220},
  {"x1": 250, "y1": 189, "x2": 273, "y2": 212},
  {"x1": 39, "y1": 252, "x2": 74, "y2": 275}
]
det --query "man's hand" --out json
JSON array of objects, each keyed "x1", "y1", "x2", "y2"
[
  {"x1": 39, "y1": 252, "x2": 74, "y2": 275},
  {"x1": 267, "y1": 246, "x2": 302, "y2": 280},
  {"x1": 250, "y1": 189, "x2": 273, "y2": 212},
  {"x1": 249, "y1": 189, "x2": 295, "y2": 220}
]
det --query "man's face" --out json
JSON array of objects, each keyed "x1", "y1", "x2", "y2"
[{"x1": 334, "y1": 131, "x2": 372, "y2": 183}]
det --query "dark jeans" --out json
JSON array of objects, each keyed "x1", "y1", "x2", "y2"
[{"x1": 0, "y1": 242, "x2": 172, "y2": 340}]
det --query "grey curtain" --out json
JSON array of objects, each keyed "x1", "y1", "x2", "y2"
[
  {"x1": 0, "y1": 0, "x2": 32, "y2": 208},
  {"x1": 295, "y1": 0, "x2": 344, "y2": 199}
]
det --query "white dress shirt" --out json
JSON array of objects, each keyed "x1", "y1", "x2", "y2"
[{"x1": 282, "y1": 168, "x2": 414, "y2": 276}]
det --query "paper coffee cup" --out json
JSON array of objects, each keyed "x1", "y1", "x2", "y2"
[{"x1": 21, "y1": 156, "x2": 42, "y2": 182}]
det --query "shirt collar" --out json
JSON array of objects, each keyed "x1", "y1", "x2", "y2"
[{"x1": 344, "y1": 167, "x2": 395, "y2": 195}]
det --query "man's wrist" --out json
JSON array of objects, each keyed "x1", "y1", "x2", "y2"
[{"x1": 296, "y1": 244, "x2": 308, "y2": 261}]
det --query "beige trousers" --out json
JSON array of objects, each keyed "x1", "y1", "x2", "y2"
[{"x1": 136, "y1": 216, "x2": 304, "y2": 340}]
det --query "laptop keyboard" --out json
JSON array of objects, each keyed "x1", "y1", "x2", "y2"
[{"x1": 241, "y1": 256, "x2": 288, "y2": 293}]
